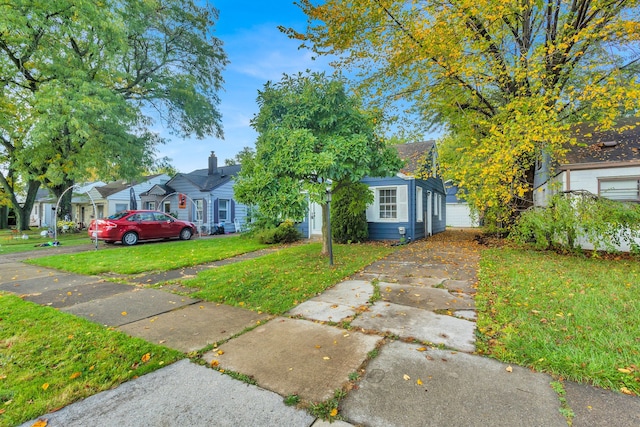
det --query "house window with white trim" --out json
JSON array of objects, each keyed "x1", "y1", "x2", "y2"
[
  {"x1": 146, "y1": 201, "x2": 156, "y2": 210},
  {"x1": 218, "y1": 199, "x2": 229, "y2": 222},
  {"x1": 599, "y1": 177, "x2": 640, "y2": 202},
  {"x1": 195, "y1": 199, "x2": 204, "y2": 221},
  {"x1": 379, "y1": 189, "x2": 397, "y2": 219},
  {"x1": 366, "y1": 185, "x2": 408, "y2": 222}
]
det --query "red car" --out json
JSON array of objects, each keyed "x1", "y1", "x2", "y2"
[{"x1": 88, "y1": 210, "x2": 197, "y2": 246}]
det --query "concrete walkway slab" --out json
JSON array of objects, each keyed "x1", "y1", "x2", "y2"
[
  {"x1": 379, "y1": 281, "x2": 475, "y2": 312},
  {"x1": 0, "y1": 263, "x2": 57, "y2": 283},
  {"x1": 119, "y1": 302, "x2": 269, "y2": 353},
  {"x1": 288, "y1": 300, "x2": 358, "y2": 322},
  {"x1": 341, "y1": 341, "x2": 566, "y2": 427},
  {"x1": 20, "y1": 359, "x2": 315, "y2": 427},
  {"x1": 62, "y1": 288, "x2": 199, "y2": 326},
  {"x1": 204, "y1": 317, "x2": 381, "y2": 402},
  {"x1": 0, "y1": 273, "x2": 101, "y2": 295},
  {"x1": 22, "y1": 281, "x2": 133, "y2": 308},
  {"x1": 313, "y1": 280, "x2": 372, "y2": 307},
  {"x1": 352, "y1": 302, "x2": 476, "y2": 352},
  {"x1": 564, "y1": 381, "x2": 640, "y2": 427}
]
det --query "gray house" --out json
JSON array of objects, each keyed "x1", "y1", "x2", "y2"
[{"x1": 164, "y1": 152, "x2": 247, "y2": 234}]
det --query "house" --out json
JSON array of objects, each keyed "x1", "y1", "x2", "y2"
[
  {"x1": 30, "y1": 182, "x2": 106, "y2": 229},
  {"x1": 164, "y1": 152, "x2": 246, "y2": 234},
  {"x1": 85, "y1": 174, "x2": 171, "y2": 220},
  {"x1": 300, "y1": 141, "x2": 447, "y2": 241},
  {"x1": 534, "y1": 118, "x2": 640, "y2": 205},
  {"x1": 534, "y1": 118, "x2": 640, "y2": 250}
]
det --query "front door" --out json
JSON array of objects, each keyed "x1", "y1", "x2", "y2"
[{"x1": 310, "y1": 202, "x2": 323, "y2": 237}]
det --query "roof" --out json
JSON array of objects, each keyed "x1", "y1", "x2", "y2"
[
  {"x1": 94, "y1": 174, "x2": 164, "y2": 198},
  {"x1": 173, "y1": 164, "x2": 242, "y2": 191},
  {"x1": 140, "y1": 183, "x2": 175, "y2": 197},
  {"x1": 394, "y1": 141, "x2": 436, "y2": 175},
  {"x1": 562, "y1": 118, "x2": 640, "y2": 168}
]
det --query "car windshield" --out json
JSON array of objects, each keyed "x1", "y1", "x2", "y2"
[{"x1": 107, "y1": 211, "x2": 130, "y2": 220}]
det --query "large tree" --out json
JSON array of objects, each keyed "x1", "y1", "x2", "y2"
[
  {"x1": 234, "y1": 71, "x2": 402, "y2": 254},
  {"x1": 290, "y1": 0, "x2": 640, "y2": 224},
  {"x1": 0, "y1": 0, "x2": 227, "y2": 229}
]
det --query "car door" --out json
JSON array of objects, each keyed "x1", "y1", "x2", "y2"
[
  {"x1": 136, "y1": 212, "x2": 158, "y2": 239},
  {"x1": 154, "y1": 212, "x2": 177, "y2": 238}
]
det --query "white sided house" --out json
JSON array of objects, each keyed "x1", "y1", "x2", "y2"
[{"x1": 534, "y1": 118, "x2": 640, "y2": 250}]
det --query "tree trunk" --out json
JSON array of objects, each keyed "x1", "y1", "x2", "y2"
[
  {"x1": 14, "y1": 180, "x2": 41, "y2": 231},
  {"x1": 50, "y1": 179, "x2": 75, "y2": 221}
]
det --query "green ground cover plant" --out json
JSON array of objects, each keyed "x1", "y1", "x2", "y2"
[
  {"x1": 0, "y1": 294, "x2": 184, "y2": 427},
  {"x1": 476, "y1": 247, "x2": 640, "y2": 395},
  {"x1": 26, "y1": 236, "x2": 268, "y2": 275},
  {"x1": 184, "y1": 242, "x2": 395, "y2": 315}
]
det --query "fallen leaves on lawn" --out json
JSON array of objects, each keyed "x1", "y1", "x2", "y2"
[{"x1": 141, "y1": 353, "x2": 151, "y2": 363}]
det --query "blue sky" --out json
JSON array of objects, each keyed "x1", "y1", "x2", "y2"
[{"x1": 157, "y1": 1, "x2": 333, "y2": 172}]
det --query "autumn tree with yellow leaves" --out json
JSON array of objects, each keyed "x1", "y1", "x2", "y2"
[{"x1": 288, "y1": 0, "x2": 640, "y2": 224}]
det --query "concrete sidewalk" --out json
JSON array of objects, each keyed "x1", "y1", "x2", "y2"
[{"x1": 2, "y1": 230, "x2": 639, "y2": 426}]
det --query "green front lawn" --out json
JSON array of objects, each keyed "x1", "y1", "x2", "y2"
[
  {"x1": 0, "y1": 294, "x2": 184, "y2": 427},
  {"x1": 26, "y1": 236, "x2": 269, "y2": 275},
  {"x1": 0, "y1": 230, "x2": 90, "y2": 254},
  {"x1": 477, "y1": 247, "x2": 640, "y2": 395},
  {"x1": 184, "y1": 242, "x2": 395, "y2": 315}
]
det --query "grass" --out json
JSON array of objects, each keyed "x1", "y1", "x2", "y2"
[
  {"x1": 0, "y1": 294, "x2": 184, "y2": 427},
  {"x1": 0, "y1": 230, "x2": 90, "y2": 254},
  {"x1": 183, "y1": 242, "x2": 395, "y2": 315},
  {"x1": 476, "y1": 247, "x2": 640, "y2": 395},
  {"x1": 26, "y1": 236, "x2": 269, "y2": 275}
]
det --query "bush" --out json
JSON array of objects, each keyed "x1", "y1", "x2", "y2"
[
  {"x1": 331, "y1": 182, "x2": 371, "y2": 244},
  {"x1": 254, "y1": 219, "x2": 301, "y2": 244},
  {"x1": 511, "y1": 192, "x2": 640, "y2": 254}
]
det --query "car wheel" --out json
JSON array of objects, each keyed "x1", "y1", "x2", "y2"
[
  {"x1": 122, "y1": 231, "x2": 139, "y2": 246},
  {"x1": 179, "y1": 228, "x2": 193, "y2": 240}
]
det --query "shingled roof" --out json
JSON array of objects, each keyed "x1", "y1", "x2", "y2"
[
  {"x1": 562, "y1": 117, "x2": 640, "y2": 169},
  {"x1": 394, "y1": 141, "x2": 436, "y2": 175},
  {"x1": 176, "y1": 164, "x2": 242, "y2": 191}
]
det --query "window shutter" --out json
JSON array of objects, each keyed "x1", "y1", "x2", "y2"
[
  {"x1": 365, "y1": 187, "x2": 377, "y2": 221},
  {"x1": 231, "y1": 200, "x2": 236, "y2": 220},
  {"x1": 203, "y1": 199, "x2": 208, "y2": 223},
  {"x1": 397, "y1": 185, "x2": 408, "y2": 222},
  {"x1": 213, "y1": 198, "x2": 219, "y2": 223}
]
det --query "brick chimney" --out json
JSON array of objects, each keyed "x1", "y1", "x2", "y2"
[{"x1": 208, "y1": 151, "x2": 218, "y2": 175}]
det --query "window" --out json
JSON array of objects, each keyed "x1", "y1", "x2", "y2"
[
  {"x1": 416, "y1": 187, "x2": 424, "y2": 222},
  {"x1": 379, "y1": 189, "x2": 397, "y2": 219},
  {"x1": 195, "y1": 199, "x2": 204, "y2": 222},
  {"x1": 146, "y1": 201, "x2": 156, "y2": 210},
  {"x1": 599, "y1": 178, "x2": 640, "y2": 202},
  {"x1": 218, "y1": 199, "x2": 229, "y2": 222},
  {"x1": 366, "y1": 186, "x2": 408, "y2": 222},
  {"x1": 115, "y1": 203, "x2": 127, "y2": 212},
  {"x1": 163, "y1": 201, "x2": 171, "y2": 214}
]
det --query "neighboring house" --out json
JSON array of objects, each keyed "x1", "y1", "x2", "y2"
[
  {"x1": 86, "y1": 174, "x2": 171, "y2": 220},
  {"x1": 165, "y1": 152, "x2": 246, "y2": 234},
  {"x1": 30, "y1": 188, "x2": 56, "y2": 228},
  {"x1": 30, "y1": 182, "x2": 106, "y2": 229},
  {"x1": 140, "y1": 183, "x2": 176, "y2": 214},
  {"x1": 300, "y1": 141, "x2": 447, "y2": 241},
  {"x1": 534, "y1": 118, "x2": 640, "y2": 204},
  {"x1": 534, "y1": 118, "x2": 640, "y2": 250},
  {"x1": 445, "y1": 183, "x2": 479, "y2": 228}
]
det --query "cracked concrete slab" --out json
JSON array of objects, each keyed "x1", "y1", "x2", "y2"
[
  {"x1": 341, "y1": 341, "x2": 565, "y2": 427},
  {"x1": 204, "y1": 317, "x2": 381, "y2": 402},
  {"x1": 22, "y1": 281, "x2": 133, "y2": 308},
  {"x1": 119, "y1": 302, "x2": 269, "y2": 353},
  {"x1": 62, "y1": 288, "x2": 199, "y2": 327},
  {"x1": 0, "y1": 273, "x2": 102, "y2": 295},
  {"x1": 352, "y1": 302, "x2": 476, "y2": 352},
  {"x1": 313, "y1": 280, "x2": 372, "y2": 307},
  {"x1": 379, "y1": 281, "x2": 475, "y2": 312},
  {"x1": 288, "y1": 300, "x2": 358, "y2": 323}
]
